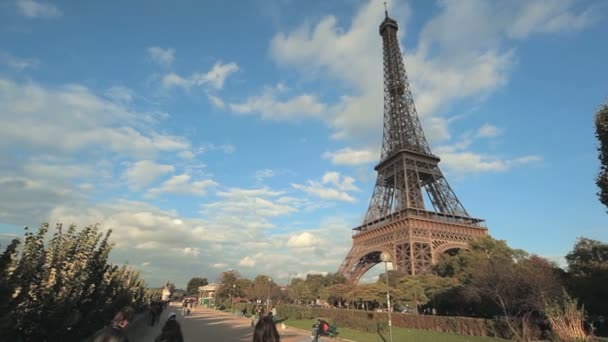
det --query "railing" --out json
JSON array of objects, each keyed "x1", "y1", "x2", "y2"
[{"x1": 353, "y1": 208, "x2": 486, "y2": 235}]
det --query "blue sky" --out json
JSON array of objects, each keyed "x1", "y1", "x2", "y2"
[{"x1": 0, "y1": 0, "x2": 607, "y2": 288}]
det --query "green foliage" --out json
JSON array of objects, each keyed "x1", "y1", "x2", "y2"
[
  {"x1": 0, "y1": 223, "x2": 149, "y2": 341},
  {"x1": 217, "y1": 270, "x2": 240, "y2": 299},
  {"x1": 186, "y1": 277, "x2": 208, "y2": 295},
  {"x1": 432, "y1": 237, "x2": 562, "y2": 320},
  {"x1": 595, "y1": 103, "x2": 608, "y2": 211},
  {"x1": 565, "y1": 237, "x2": 608, "y2": 315},
  {"x1": 276, "y1": 304, "x2": 510, "y2": 338}
]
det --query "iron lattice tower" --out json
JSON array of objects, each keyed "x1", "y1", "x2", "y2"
[{"x1": 338, "y1": 10, "x2": 488, "y2": 283}]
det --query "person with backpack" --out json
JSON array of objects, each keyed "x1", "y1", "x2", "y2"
[
  {"x1": 92, "y1": 306, "x2": 134, "y2": 342},
  {"x1": 155, "y1": 312, "x2": 184, "y2": 342},
  {"x1": 311, "y1": 317, "x2": 330, "y2": 342}
]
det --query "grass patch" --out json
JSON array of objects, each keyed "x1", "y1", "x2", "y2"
[{"x1": 285, "y1": 319, "x2": 508, "y2": 342}]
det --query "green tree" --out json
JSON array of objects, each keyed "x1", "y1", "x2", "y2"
[
  {"x1": 565, "y1": 237, "x2": 608, "y2": 315},
  {"x1": 434, "y1": 237, "x2": 562, "y2": 318},
  {"x1": 595, "y1": 103, "x2": 608, "y2": 211},
  {"x1": 288, "y1": 278, "x2": 313, "y2": 304},
  {"x1": 186, "y1": 277, "x2": 208, "y2": 295},
  {"x1": 0, "y1": 223, "x2": 149, "y2": 341},
  {"x1": 217, "y1": 270, "x2": 240, "y2": 299}
]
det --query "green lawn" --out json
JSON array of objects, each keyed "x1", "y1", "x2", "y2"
[{"x1": 285, "y1": 319, "x2": 508, "y2": 342}]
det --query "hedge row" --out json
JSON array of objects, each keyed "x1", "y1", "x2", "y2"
[{"x1": 272, "y1": 305, "x2": 513, "y2": 339}]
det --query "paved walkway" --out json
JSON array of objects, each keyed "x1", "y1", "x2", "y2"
[{"x1": 126, "y1": 304, "x2": 314, "y2": 342}]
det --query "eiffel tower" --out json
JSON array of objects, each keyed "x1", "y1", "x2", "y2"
[{"x1": 338, "y1": 9, "x2": 488, "y2": 283}]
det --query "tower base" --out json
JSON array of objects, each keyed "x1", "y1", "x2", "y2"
[{"x1": 338, "y1": 208, "x2": 487, "y2": 283}]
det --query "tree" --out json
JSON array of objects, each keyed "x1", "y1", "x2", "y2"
[
  {"x1": 565, "y1": 237, "x2": 608, "y2": 315},
  {"x1": 186, "y1": 277, "x2": 208, "y2": 296},
  {"x1": 433, "y1": 237, "x2": 562, "y2": 319},
  {"x1": 217, "y1": 270, "x2": 240, "y2": 299},
  {"x1": 595, "y1": 103, "x2": 608, "y2": 211},
  {"x1": 288, "y1": 278, "x2": 313, "y2": 304},
  {"x1": 0, "y1": 223, "x2": 149, "y2": 341}
]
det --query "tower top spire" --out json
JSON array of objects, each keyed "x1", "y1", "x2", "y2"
[{"x1": 384, "y1": 2, "x2": 388, "y2": 18}]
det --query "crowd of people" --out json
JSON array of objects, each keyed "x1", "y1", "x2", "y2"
[{"x1": 91, "y1": 302, "x2": 333, "y2": 342}]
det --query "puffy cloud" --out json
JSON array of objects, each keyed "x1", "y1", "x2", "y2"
[
  {"x1": 123, "y1": 160, "x2": 175, "y2": 190},
  {"x1": 146, "y1": 174, "x2": 217, "y2": 197},
  {"x1": 147, "y1": 46, "x2": 175, "y2": 66},
  {"x1": 239, "y1": 256, "x2": 256, "y2": 267},
  {"x1": 254, "y1": 169, "x2": 276, "y2": 183},
  {"x1": 0, "y1": 51, "x2": 39, "y2": 70},
  {"x1": 322, "y1": 147, "x2": 377, "y2": 166},
  {"x1": 16, "y1": 0, "x2": 62, "y2": 19},
  {"x1": 287, "y1": 232, "x2": 321, "y2": 248},
  {"x1": 105, "y1": 86, "x2": 134, "y2": 104},
  {"x1": 229, "y1": 84, "x2": 325, "y2": 121},
  {"x1": 476, "y1": 123, "x2": 501, "y2": 138},
  {"x1": 0, "y1": 79, "x2": 189, "y2": 159},
  {"x1": 435, "y1": 143, "x2": 542, "y2": 174},
  {"x1": 162, "y1": 62, "x2": 239, "y2": 90},
  {"x1": 208, "y1": 94, "x2": 225, "y2": 108},
  {"x1": 292, "y1": 171, "x2": 359, "y2": 203}
]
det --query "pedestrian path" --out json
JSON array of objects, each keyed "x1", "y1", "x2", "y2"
[{"x1": 126, "y1": 304, "x2": 314, "y2": 342}]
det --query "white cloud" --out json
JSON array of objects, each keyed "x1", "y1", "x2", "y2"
[
  {"x1": 178, "y1": 247, "x2": 201, "y2": 257},
  {"x1": 436, "y1": 143, "x2": 542, "y2": 174},
  {"x1": 239, "y1": 256, "x2": 256, "y2": 267},
  {"x1": 163, "y1": 62, "x2": 239, "y2": 90},
  {"x1": 203, "y1": 187, "x2": 297, "y2": 219},
  {"x1": 141, "y1": 262, "x2": 151, "y2": 267},
  {"x1": 507, "y1": 1, "x2": 597, "y2": 39},
  {"x1": 476, "y1": 123, "x2": 501, "y2": 138},
  {"x1": 322, "y1": 147, "x2": 377, "y2": 166},
  {"x1": 208, "y1": 94, "x2": 225, "y2": 108},
  {"x1": 178, "y1": 150, "x2": 195, "y2": 160},
  {"x1": 123, "y1": 160, "x2": 174, "y2": 190},
  {"x1": 147, "y1": 46, "x2": 175, "y2": 66},
  {"x1": 229, "y1": 84, "x2": 325, "y2": 121},
  {"x1": 16, "y1": 0, "x2": 62, "y2": 19},
  {"x1": 292, "y1": 171, "x2": 359, "y2": 203},
  {"x1": 0, "y1": 51, "x2": 39, "y2": 70},
  {"x1": 147, "y1": 174, "x2": 217, "y2": 197},
  {"x1": 0, "y1": 79, "x2": 190, "y2": 159},
  {"x1": 212, "y1": 263, "x2": 228, "y2": 269},
  {"x1": 105, "y1": 86, "x2": 134, "y2": 104},
  {"x1": 200, "y1": 143, "x2": 235, "y2": 154},
  {"x1": 255, "y1": 169, "x2": 276, "y2": 182},
  {"x1": 287, "y1": 232, "x2": 321, "y2": 248}
]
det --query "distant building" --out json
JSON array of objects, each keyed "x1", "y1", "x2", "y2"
[
  {"x1": 199, "y1": 283, "x2": 219, "y2": 306},
  {"x1": 161, "y1": 280, "x2": 173, "y2": 301}
]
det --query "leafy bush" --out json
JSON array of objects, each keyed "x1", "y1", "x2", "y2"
[
  {"x1": 275, "y1": 304, "x2": 512, "y2": 338},
  {"x1": 0, "y1": 224, "x2": 149, "y2": 341}
]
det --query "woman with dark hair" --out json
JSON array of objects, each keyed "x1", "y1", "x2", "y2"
[
  {"x1": 253, "y1": 316, "x2": 280, "y2": 342},
  {"x1": 155, "y1": 313, "x2": 184, "y2": 342}
]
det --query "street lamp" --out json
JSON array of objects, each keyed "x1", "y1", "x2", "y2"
[
  {"x1": 267, "y1": 277, "x2": 272, "y2": 311},
  {"x1": 380, "y1": 251, "x2": 393, "y2": 342},
  {"x1": 231, "y1": 284, "x2": 236, "y2": 314}
]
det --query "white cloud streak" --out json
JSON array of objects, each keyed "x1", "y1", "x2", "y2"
[
  {"x1": 162, "y1": 62, "x2": 239, "y2": 90},
  {"x1": 16, "y1": 0, "x2": 62, "y2": 19},
  {"x1": 147, "y1": 46, "x2": 175, "y2": 66}
]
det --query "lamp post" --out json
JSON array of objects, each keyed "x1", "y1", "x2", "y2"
[
  {"x1": 380, "y1": 251, "x2": 393, "y2": 342},
  {"x1": 267, "y1": 277, "x2": 272, "y2": 311},
  {"x1": 231, "y1": 284, "x2": 236, "y2": 314}
]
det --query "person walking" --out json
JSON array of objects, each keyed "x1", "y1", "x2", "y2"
[
  {"x1": 155, "y1": 312, "x2": 184, "y2": 342},
  {"x1": 92, "y1": 306, "x2": 135, "y2": 342},
  {"x1": 253, "y1": 316, "x2": 280, "y2": 342}
]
